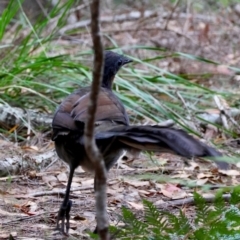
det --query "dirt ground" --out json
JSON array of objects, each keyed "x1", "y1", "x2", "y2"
[
  {"x1": 1, "y1": 2, "x2": 240, "y2": 240},
  {"x1": 1, "y1": 148, "x2": 237, "y2": 240}
]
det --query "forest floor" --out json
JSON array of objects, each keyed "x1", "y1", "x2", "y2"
[{"x1": 1, "y1": 2, "x2": 240, "y2": 239}]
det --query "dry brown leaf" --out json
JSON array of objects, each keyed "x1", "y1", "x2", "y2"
[
  {"x1": 68, "y1": 229, "x2": 81, "y2": 236},
  {"x1": 18, "y1": 238, "x2": 44, "y2": 240},
  {"x1": 184, "y1": 162, "x2": 200, "y2": 171},
  {"x1": 202, "y1": 193, "x2": 215, "y2": 198},
  {"x1": 22, "y1": 145, "x2": 39, "y2": 152},
  {"x1": 107, "y1": 188, "x2": 118, "y2": 196},
  {"x1": 204, "y1": 126, "x2": 218, "y2": 140},
  {"x1": 0, "y1": 232, "x2": 17, "y2": 239},
  {"x1": 35, "y1": 171, "x2": 61, "y2": 177},
  {"x1": 124, "y1": 179, "x2": 150, "y2": 187},
  {"x1": 7, "y1": 187, "x2": 26, "y2": 195},
  {"x1": 155, "y1": 199, "x2": 165, "y2": 205},
  {"x1": 171, "y1": 173, "x2": 191, "y2": 179},
  {"x1": 56, "y1": 172, "x2": 68, "y2": 182},
  {"x1": 83, "y1": 211, "x2": 95, "y2": 221},
  {"x1": 0, "y1": 208, "x2": 26, "y2": 217},
  {"x1": 18, "y1": 200, "x2": 38, "y2": 215},
  {"x1": 62, "y1": 181, "x2": 82, "y2": 188},
  {"x1": 236, "y1": 162, "x2": 240, "y2": 168},
  {"x1": 34, "y1": 224, "x2": 51, "y2": 229},
  {"x1": 154, "y1": 183, "x2": 165, "y2": 190},
  {"x1": 138, "y1": 189, "x2": 151, "y2": 197},
  {"x1": 42, "y1": 175, "x2": 58, "y2": 184},
  {"x1": 197, "y1": 173, "x2": 214, "y2": 179},
  {"x1": 161, "y1": 184, "x2": 187, "y2": 200},
  {"x1": 219, "y1": 169, "x2": 240, "y2": 176},
  {"x1": 73, "y1": 176, "x2": 84, "y2": 183},
  {"x1": 216, "y1": 65, "x2": 234, "y2": 76},
  {"x1": 73, "y1": 214, "x2": 86, "y2": 221},
  {"x1": 127, "y1": 201, "x2": 144, "y2": 210},
  {"x1": 75, "y1": 167, "x2": 87, "y2": 173},
  {"x1": 109, "y1": 197, "x2": 122, "y2": 205},
  {"x1": 108, "y1": 179, "x2": 121, "y2": 186},
  {"x1": 81, "y1": 179, "x2": 94, "y2": 187},
  {"x1": 196, "y1": 178, "x2": 208, "y2": 186}
]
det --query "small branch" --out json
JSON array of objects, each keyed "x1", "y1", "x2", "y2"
[
  {"x1": 59, "y1": 10, "x2": 215, "y2": 34},
  {"x1": 213, "y1": 95, "x2": 240, "y2": 132},
  {"x1": 0, "y1": 103, "x2": 52, "y2": 130},
  {"x1": 214, "y1": 95, "x2": 229, "y2": 130},
  {"x1": 23, "y1": 186, "x2": 93, "y2": 198},
  {"x1": 84, "y1": 0, "x2": 110, "y2": 239},
  {"x1": 156, "y1": 194, "x2": 231, "y2": 208},
  {"x1": 163, "y1": 0, "x2": 181, "y2": 30}
]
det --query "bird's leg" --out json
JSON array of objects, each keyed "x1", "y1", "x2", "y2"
[{"x1": 56, "y1": 166, "x2": 75, "y2": 235}]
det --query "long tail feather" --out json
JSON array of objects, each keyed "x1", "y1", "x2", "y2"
[{"x1": 95, "y1": 125, "x2": 228, "y2": 169}]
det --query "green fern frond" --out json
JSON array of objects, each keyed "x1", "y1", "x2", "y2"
[{"x1": 110, "y1": 187, "x2": 240, "y2": 239}]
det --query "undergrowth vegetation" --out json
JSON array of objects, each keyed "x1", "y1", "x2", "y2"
[
  {"x1": 95, "y1": 187, "x2": 240, "y2": 240},
  {"x1": 1, "y1": 1, "x2": 240, "y2": 239},
  {"x1": 1, "y1": 0, "x2": 238, "y2": 138}
]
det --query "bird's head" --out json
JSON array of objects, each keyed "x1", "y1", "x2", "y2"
[{"x1": 102, "y1": 51, "x2": 132, "y2": 89}]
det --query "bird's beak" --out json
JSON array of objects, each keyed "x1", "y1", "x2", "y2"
[{"x1": 123, "y1": 57, "x2": 133, "y2": 65}]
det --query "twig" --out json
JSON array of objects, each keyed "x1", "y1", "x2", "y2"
[
  {"x1": 214, "y1": 95, "x2": 229, "y2": 130},
  {"x1": 1, "y1": 211, "x2": 54, "y2": 225},
  {"x1": 163, "y1": 0, "x2": 181, "y2": 30},
  {"x1": 156, "y1": 193, "x2": 231, "y2": 208},
  {"x1": 36, "y1": 0, "x2": 50, "y2": 19},
  {"x1": 175, "y1": 91, "x2": 200, "y2": 132},
  {"x1": 213, "y1": 95, "x2": 240, "y2": 132},
  {"x1": 0, "y1": 175, "x2": 21, "y2": 181},
  {"x1": 178, "y1": 0, "x2": 191, "y2": 52},
  {"x1": 25, "y1": 186, "x2": 93, "y2": 197},
  {"x1": 84, "y1": 0, "x2": 110, "y2": 239},
  {"x1": 26, "y1": 110, "x2": 31, "y2": 146},
  {"x1": 59, "y1": 10, "x2": 216, "y2": 34}
]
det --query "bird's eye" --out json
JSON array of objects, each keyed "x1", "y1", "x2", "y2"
[{"x1": 117, "y1": 59, "x2": 122, "y2": 66}]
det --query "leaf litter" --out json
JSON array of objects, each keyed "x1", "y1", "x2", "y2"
[{"x1": 1, "y1": 2, "x2": 240, "y2": 239}]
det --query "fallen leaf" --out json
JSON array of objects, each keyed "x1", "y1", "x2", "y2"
[
  {"x1": 42, "y1": 175, "x2": 58, "y2": 184},
  {"x1": 57, "y1": 172, "x2": 68, "y2": 182},
  {"x1": 81, "y1": 179, "x2": 94, "y2": 187},
  {"x1": 18, "y1": 201, "x2": 38, "y2": 215},
  {"x1": 197, "y1": 173, "x2": 213, "y2": 179},
  {"x1": 161, "y1": 184, "x2": 187, "y2": 199},
  {"x1": 171, "y1": 173, "x2": 191, "y2": 179},
  {"x1": 0, "y1": 232, "x2": 17, "y2": 239},
  {"x1": 219, "y1": 169, "x2": 240, "y2": 176},
  {"x1": 196, "y1": 178, "x2": 208, "y2": 186},
  {"x1": 124, "y1": 179, "x2": 150, "y2": 187},
  {"x1": 184, "y1": 162, "x2": 200, "y2": 171},
  {"x1": 0, "y1": 208, "x2": 25, "y2": 217},
  {"x1": 127, "y1": 201, "x2": 144, "y2": 210}
]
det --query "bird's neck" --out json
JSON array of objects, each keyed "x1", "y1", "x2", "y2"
[{"x1": 101, "y1": 74, "x2": 115, "y2": 90}]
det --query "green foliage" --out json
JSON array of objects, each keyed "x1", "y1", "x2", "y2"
[
  {"x1": 0, "y1": 0, "x2": 84, "y2": 112},
  {"x1": 0, "y1": 0, "x2": 239, "y2": 144},
  {"x1": 0, "y1": 0, "x2": 22, "y2": 40},
  {"x1": 109, "y1": 187, "x2": 240, "y2": 239}
]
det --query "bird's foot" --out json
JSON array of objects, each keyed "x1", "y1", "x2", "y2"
[
  {"x1": 93, "y1": 225, "x2": 98, "y2": 234},
  {"x1": 55, "y1": 200, "x2": 72, "y2": 235}
]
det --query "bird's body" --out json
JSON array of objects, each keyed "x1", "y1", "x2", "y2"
[
  {"x1": 52, "y1": 86, "x2": 129, "y2": 172},
  {"x1": 52, "y1": 51, "x2": 228, "y2": 234}
]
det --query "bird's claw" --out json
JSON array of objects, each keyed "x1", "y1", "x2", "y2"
[{"x1": 55, "y1": 200, "x2": 72, "y2": 235}]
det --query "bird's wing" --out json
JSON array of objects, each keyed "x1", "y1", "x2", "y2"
[
  {"x1": 71, "y1": 88, "x2": 129, "y2": 125},
  {"x1": 52, "y1": 87, "x2": 129, "y2": 140}
]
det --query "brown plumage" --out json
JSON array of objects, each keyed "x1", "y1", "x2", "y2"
[{"x1": 52, "y1": 51, "x2": 228, "y2": 234}]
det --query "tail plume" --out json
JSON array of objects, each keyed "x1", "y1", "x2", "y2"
[{"x1": 95, "y1": 125, "x2": 228, "y2": 170}]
